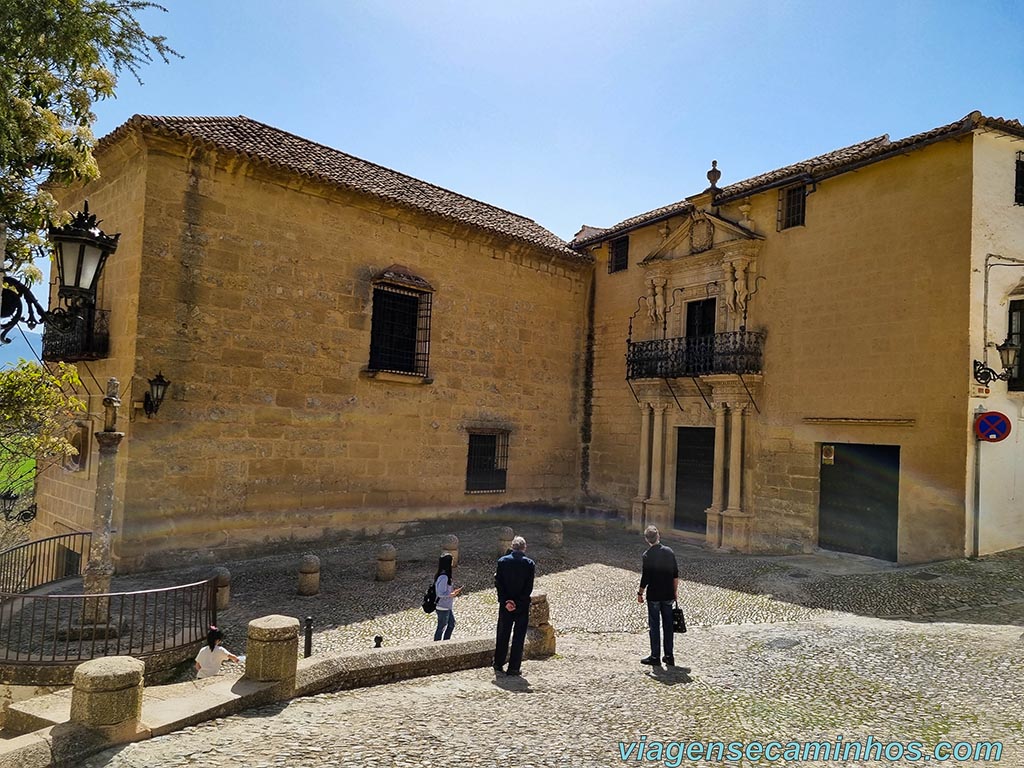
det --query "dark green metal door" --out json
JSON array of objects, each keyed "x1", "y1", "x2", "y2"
[
  {"x1": 674, "y1": 427, "x2": 714, "y2": 533},
  {"x1": 818, "y1": 443, "x2": 900, "y2": 561}
]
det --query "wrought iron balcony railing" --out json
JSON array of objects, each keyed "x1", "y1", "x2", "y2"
[
  {"x1": 42, "y1": 308, "x2": 110, "y2": 362},
  {"x1": 626, "y1": 331, "x2": 766, "y2": 380}
]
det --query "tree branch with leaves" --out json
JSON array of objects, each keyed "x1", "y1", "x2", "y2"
[{"x1": 1, "y1": 0, "x2": 179, "y2": 271}]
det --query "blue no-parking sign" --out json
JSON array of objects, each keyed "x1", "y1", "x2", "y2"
[{"x1": 974, "y1": 411, "x2": 1012, "y2": 443}]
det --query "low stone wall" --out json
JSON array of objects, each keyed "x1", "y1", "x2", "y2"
[
  {"x1": 0, "y1": 594, "x2": 557, "y2": 767},
  {"x1": 296, "y1": 627, "x2": 550, "y2": 697}
]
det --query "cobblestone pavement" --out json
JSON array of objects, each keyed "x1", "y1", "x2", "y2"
[{"x1": 79, "y1": 522, "x2": 1024, "y2": 766}]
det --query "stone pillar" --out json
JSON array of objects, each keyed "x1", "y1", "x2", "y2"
[
  {"x1": 705, "y1": 404, "x2": 728, "y2": 548},
  {"x1": 81, "y1": 424, "x2": 124, "y2": 624},
  {"x1": 650, "y1": 404, "x2": 668, "y2": 501},
  {"x1": 212, "y1": 567, "x2": 231, "y2": 610},
  {"x1": 441, "y1": 534, "x2": 459, "y2": 567},
  {"x1": 70, "y1": 656, "x2": 144, "y2": 730},
  {"x1": 498, "y1": 526, "x2": 514, "y2": 555},
  {"x1": 526, "y1": 593, "x2": 555, "y2": 657},
  {"x1": 297, "y1": 554, "x2": 320, "y2": 596},
  {"x1": 634, "y1": 405, "x2": 651, "y2": 532},
  {"x1": 546, "y1": 518, "x2": 563, "y2": 548},
  {"x1": 722, "y1": 403, "x2": 753, "y2": 552},
  {"x1": 243, "y1": 615, "x2": 299, "y2": 698},
  {"x1": 725, "y1": 404, "x2": 746, "y2": 513},
  {"x1": 375, "y1": 544, "x2": 396, "y2": 581}
]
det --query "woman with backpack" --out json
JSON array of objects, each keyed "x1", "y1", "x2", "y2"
[{"x1": 433, "y1": 553, "x2": 462, "y2": 641}]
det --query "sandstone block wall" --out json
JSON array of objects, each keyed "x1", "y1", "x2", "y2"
[{"x1": 51, "y1": 134, "x2": 590, "y2": 570}]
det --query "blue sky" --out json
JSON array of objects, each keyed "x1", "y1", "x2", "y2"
[{"x1": 85, "y1": 0, "x2": 1024, "y2": 241}]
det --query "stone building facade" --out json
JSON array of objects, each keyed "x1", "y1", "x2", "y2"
[
  {"x1": 32, "y1": 111, "x2": 1024, "y2": 569},
  {"x1": 35, "y1": 117, "x2": 590, "y2": 571}
]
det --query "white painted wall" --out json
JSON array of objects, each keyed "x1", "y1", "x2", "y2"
[{"x1": 968, "y1": 130, "x2": 1024, "y2": 555}]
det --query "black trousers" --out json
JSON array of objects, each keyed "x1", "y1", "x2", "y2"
[{"x1": 494, "y1": 607, "x2": 529, "y2": 671}]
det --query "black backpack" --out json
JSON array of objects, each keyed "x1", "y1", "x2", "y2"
[{"x1": 422, "y1": 582, "x2": 437, "y2": 614}]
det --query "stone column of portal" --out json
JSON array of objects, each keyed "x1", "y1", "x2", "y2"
[
  {"x1": 725, "y1": 403, "x2": 746, "y2": 513},
  {"x1": 722, "y1": 403, "x2": 752, "y2": 552},
  {"x1": 631, "y1": 402, "x2": 652, "y2": 531},
  {"x1": 650, "y1": 404, "x2": 668, "y2": 502},
  {"x1": 705, "y1": 404, "x2": 728, "y2": 548}
]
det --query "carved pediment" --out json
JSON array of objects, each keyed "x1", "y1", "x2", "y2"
[{"x1": 641, "y1": 210, "x2": 763, "y2": 265}]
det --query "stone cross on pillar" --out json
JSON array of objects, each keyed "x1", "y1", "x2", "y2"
[{"x1": 82, "y1": 378, "x2": 125, "y2": 625}]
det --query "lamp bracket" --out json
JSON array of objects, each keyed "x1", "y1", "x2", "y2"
[{"x1": 973, "y1": 359, "x2": 1010, "y2": 387}]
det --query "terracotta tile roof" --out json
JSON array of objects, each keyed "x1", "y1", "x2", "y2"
[
  {"x1": 97, "y1": 115, "x2": 588, "y2": 264},
  {"x1": 573, "y1": 111, "x2": 1024, "y2": 248}
]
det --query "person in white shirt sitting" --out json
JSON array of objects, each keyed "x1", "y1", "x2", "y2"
[{"x1": 195, "y1": 626, "x2": 240, "y2": 678}]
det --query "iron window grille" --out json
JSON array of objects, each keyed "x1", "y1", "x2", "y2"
[
  {"x1": 778, "y1": 184, "x2": 806, "y2": 230},
  {"x1": 368, "y1": 284, "x2": 431, "y2": 376},
  {"x1": 608, "y1": 237, "x2": 629, "y2": 273},
  {"x1": 1016, "y1": 152, "x2": 1024, "y2": 206},
  {"x1": 1009, "y1": 299, "x2": 1023, "y2": 391},
  {"x1": 466, "y1": 431, "x2": 509, "y2": 493}
]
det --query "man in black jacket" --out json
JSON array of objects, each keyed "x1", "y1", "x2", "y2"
[
  {"x1": 494, "y1": 535, "x2": 535, "y2": 676},
  {"x1": 637, "y1": 525, "x2": 679, "y2": 667}
]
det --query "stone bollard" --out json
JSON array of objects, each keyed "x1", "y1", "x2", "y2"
[
  {"x1": 527, "y1": 593, "x2": 556, "y2": 657},
  {"x1": 547, "y1": 518, "x2": 563, "y2": 548},
  {"x1": 244, "y1": 615, "x2": 300, "y2": 698},
  {"x1": 498, "y1": 526, "x2": 514, "y2": 555},
  {"x1": 70, "y1": 656, "x2": 145, "y2": 730},
  {"x1": 441, "y1": 534, "x2": 459, "y2": 567},
  {"x1": 212, "y1": 567, "x2": 231, "y2": 611},
  {"x1": 376, "y1": 543, "x2": 396, "y2": 581},
  {"x1": 297, "y1": 554, "x2": 320, "y2": 596}
]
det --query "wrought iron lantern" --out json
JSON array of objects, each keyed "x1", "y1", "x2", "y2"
[
  {"x1": 0, "y1": 490, "x2": 37, "y2": 524},
  {"x1": 144, "y1": 372, "x2": 170, "y2": 417},
  {"x1": 973, "y1": 337, "x2": 1021, "y2": 386},
  {"x1": 0, "y1": 201, "x2": 120, "y2": 345}
]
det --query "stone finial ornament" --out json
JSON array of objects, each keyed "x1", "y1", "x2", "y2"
[{"x1": 706, "y1": 160, "x2": 721, "y2": 190}]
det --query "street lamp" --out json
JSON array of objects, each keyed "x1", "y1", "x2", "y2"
[
  {"x1": 0, "y1": 201, "x2": 120, "y2": 345},
  {"x1": 144, "y1": 372, "x2": 170, "y2": 417},
  {"x1": 973, "y1": 337, "x2": 1021, "y2": 386}
]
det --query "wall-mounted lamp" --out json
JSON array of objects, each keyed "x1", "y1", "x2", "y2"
[
  {"x1": 1, "y1": 200, "x2": 120, "y2": 346},
  {"x1": 0, "y1": 490, "x2": 37, "y2": 524},
  {"x1": 973, "y1": 337, "x2": 1021, "y2": 386},
  {"x1": 143, "y1": 372, "x2": 170, "y2": 417}
]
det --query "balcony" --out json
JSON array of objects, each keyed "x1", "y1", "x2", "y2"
[
  {"x1": 626, "y1": 331, "x2": 766, "y2": 380},
  {"x1": 42, "y1": 309, "x2": 110, "y2": 362}
]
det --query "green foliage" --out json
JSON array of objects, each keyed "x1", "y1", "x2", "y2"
[
  {"x1": 0, "y1": 360, "x2": 86, "y2": 493},
  {"x1": 0, "y1": 0, "x2": 178, "y2": 270}
]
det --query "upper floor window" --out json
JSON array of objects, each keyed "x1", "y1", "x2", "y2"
[
  {"x1": 1015, "y1": 152, "x2": 1024, "y2": 206},
  {"x1": 608, "y1": 237, "x2": 629, "y2": 273},
  {"x1": 685, "y1": 298, "x2": 716, "y2": 338},
  {"x1": 466, "y1": 431, "x2": 509, "y2": 493},
  {"x1": 778, "y1": 184, "x2": 806, "y2": 230},
  {"x1": 1009, "y1": 299, "x2": 1023, "y2": 391},
  {"x1": 368, "y1": 265, "x2": 433, "y2": 377}
]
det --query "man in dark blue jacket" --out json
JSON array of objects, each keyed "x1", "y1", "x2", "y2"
[
  {"x1": 637, "y1": 525, "x2": 679, "y2": 667},
  {"x1": 493, "y1": 535, "x2": 535, "y2": 676}
]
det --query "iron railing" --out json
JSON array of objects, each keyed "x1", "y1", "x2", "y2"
[
  {"x1": 626, "y1": 331, "x2": 766, "y2": 380},
  {"x1": 42, "y1": 308, "x2": 110, "y2": 362},
  {"x1": 0, "y1": 578, "x2": 216, "y2": 665},
  {"x1": 0, "y1": 532, "x2": 91, "y2": 594}
]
